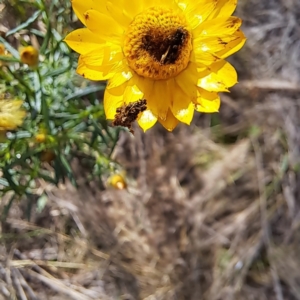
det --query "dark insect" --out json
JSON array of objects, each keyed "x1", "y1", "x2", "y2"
[
  {"x1": 142, "y1": 27, "x2": 188, "y2": 65},
  {"x1": 112, "y1": 99, "x2": 147, "y2": 134},
  {"x1": 160, "y1": 27, "x2": 188, "y2": 65}
]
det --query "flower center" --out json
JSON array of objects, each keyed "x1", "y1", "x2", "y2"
[{"x1": 123, "y1": 6, "x2": 192, "y2": 80}]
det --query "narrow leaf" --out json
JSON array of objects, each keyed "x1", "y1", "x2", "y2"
[
  {"x1": 0, "y1": 37, "x2": 19, "y2": 58},
  {"x1": 65, "y1": 85, "x2": 105, "y2": 101},
  {"x1": 6, "y1": 10, "x2": 42, "y2": 37}
]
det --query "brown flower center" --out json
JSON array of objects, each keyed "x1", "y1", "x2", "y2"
[{"x1": 123, "y1": 6, "x2": 192, "y2": 80}]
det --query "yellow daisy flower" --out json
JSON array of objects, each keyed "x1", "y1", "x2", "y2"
[
  {"x1": 0, "y1": 99, "x2": 26, "y2": 131},
  {"x1": 65, "y1": 0, "x2": 246, "y2": 131}
]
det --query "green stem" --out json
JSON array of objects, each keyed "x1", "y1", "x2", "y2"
[
  {"x1": 5, "y1": 68, "x2": 34, "y2": 98},
  {"x1": 36, "y1": 68, "x2": 50, "y2": 132}
]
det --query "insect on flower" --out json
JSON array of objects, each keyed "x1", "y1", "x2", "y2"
[{"x1": 112, "y1": 99, "x2": 147, "y2": 134}]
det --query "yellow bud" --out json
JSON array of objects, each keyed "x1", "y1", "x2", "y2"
[
  {"x1": 0, "y1": 44, "x2": 5, "y2": 55},
  {"x1": 19, "y1": 46, "x2": 39, "y2": 67},
  {"x1": 0, "y1": 43, "x2": 12, "y2": 67},
  {"x1": 35, "y1": 133, "x2": 47, "y2": 143},
  {"x1": 108, "y1": 174, "x2": 127, "y2": 190}
]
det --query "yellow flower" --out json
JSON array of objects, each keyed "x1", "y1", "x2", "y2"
[
  {"x1": 0, "y1": 43, "x2": 5, "y2": 55},
  {"x1": 35, "y1": 133, "x2": 47, "y2": 143},
  {"x1": 0, "y1": 99, "x2": 26, "y2": 131},
  {"x1": 19, "y1": 46, "x2": 39, "y2": 67},
  {"x1": 107, "y1": 173, "x2": 127, "y2": 190},
  {"x1": 0, "y1": 43, "x2": 12, "y2": 67},
  {"x1": 34, "y1": 127, "x2": 48, "y2": 143},
  {"x1": 65, "y1": 0, "x2": 246, "y2": 131}
]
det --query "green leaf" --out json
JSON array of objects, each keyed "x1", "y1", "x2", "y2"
[
  {"x1": 30, "y1": 29, "x2": 45, "y2": 38},
  {"x1": 0, "y1": 55, "x2": 20, "y2": 63},
  {"x1": 6, "y1": 10, "x2": 42, "y2": 37},
  {"x1": 52, "y1": 113, "x2": 79, "y2": 119},
  {"x1": 91, "y1": 119, "x2": 110, "y2": 147},
  {"x1": 45, "y1": 66, "x2": 71, "y2": 77},
  {"x1": 37, "y1": 171, "x2": 58, "y2": 185},
  {"x1": 71, "y1": 122, "x2": 87, "y2": 133},
  {"x1": 40, "y1": 16, "x2": 52, "y2": 54},
  {"x1": 0, "y1": 178, "x2": 9, "y2": 187},
  {"x1": 0, "y1": 37, "x2": 20, "y2": 58},
  {"x1": 14, "y1": 131, "x2": 32, "y2": 139},
  {"x1": 60, "y1": 154, "x2": 77, "y2": 186},
  {"x1": 2, "y1": 194, "x2": 16, "y2": 220},
  {"x1": 36, "y1": 194, "x2": 48, "y2": 213},
  {"x1": 2, "y1": 168, "x2": 20, "y2": 195},
  {"x1": 65, "y1": 85, "x2": 105, "y2": 101}
]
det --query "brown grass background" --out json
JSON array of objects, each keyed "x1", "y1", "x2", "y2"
[{"x1": 1, "y1": 0, "x2": 300, "y2": 299}]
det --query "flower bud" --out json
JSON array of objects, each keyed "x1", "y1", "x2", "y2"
[
  {"x1": 108, "y1": 174, "x2": 127, "y2": 190},
  {"x1": 19, "y1": 46, "x2": 39, "y2": 67}
]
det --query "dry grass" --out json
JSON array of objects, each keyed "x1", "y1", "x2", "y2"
[{"x1": 1, "y1": 0, "x2": 300, "y2": 299}]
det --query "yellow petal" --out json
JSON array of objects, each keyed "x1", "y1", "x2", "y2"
[
  {"x1": 170, "y1": 80, "x2": 195, "y2": 125},
  {"x1": 71, "y1": 0, "x2": 107, "y2": 26},
  {"x1": 174, "y1": 0, "x2": 188, "y2": 11},
  {"x1": 151, "y1": 80, "x2": 170, "y2": 121},
  {"x1": 217, "y1": 30, "x2": 246, "y2": 59},
  {"x1": 82, "y1": 45, "x2": 123, "y2": 67},
  {"x1": 77, "y1": 56, "x2": 114, "y2": 81},
  {"x1": 193, "y1": 16, "x2": 242, "y2": 37},
  {"x1": 134, "y1": 76, "x2": 158, "y2": 117},
  {"x1": 123, "y1": 85, "x2": 144, "y2": 104},
  {"x1": 106, "y1": 1, "x2": 132, "y2": 28},
  {"x1": 192, "y1": 35, "x2": 243, "y2": 67},
  {"x1": 198, "y1": 61, "x2": 237, "y2": 92},
  {"x1": 64, "y1": 28, "x2": 105, "y2": 55},
  {"x1": 193, "y1": 35, "x2": 242, "y2": 54},
  {"x1": 209, "y1": 0, "x2": 237, "y2": 19},
  {"x1": 191, "y1": 49, "x2": 220, "y2": 66},
  {"x1": 211, "y1": 60, "x2": 238, "y2": 86},
  {"x1": 174, "y1": 101, "x2": 195, "y2": 124},
  {"x1": 123, "y1": 0, "x2": 164, "y2": 18},
  {"x1": 184, "y1": 0, "x2": 218, "y2": 28},
  {"x1": 159, "y1": 110, "x2": 179, "y2": 131},
  {"x1": 84, "y1": 9, "x2": 123, "y2": 44},
  {"x1": 175, "y1": 63, "x2": 198, "y2": 98},
  {"x1": 107, "y1": 70, "x2": 133, "y2": 90},
  {"x1": 137, "y1": 109, "x2": 157, "y2": 132},
  {"x1": 104, "y1": 89, "x2": 125, "y2": 120},
  {"x1": 107, "y1": 78, "x2": 132, "y2": 96},
  {"x1": 195, "y1": 88, "x2": 220, "y2": 112},
  {"x1": 80, "y1": 46, "x2": 126, "y2": 79},
  {"x1": 123, "y1": 0, "x2": 143, "y2": 18}
]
